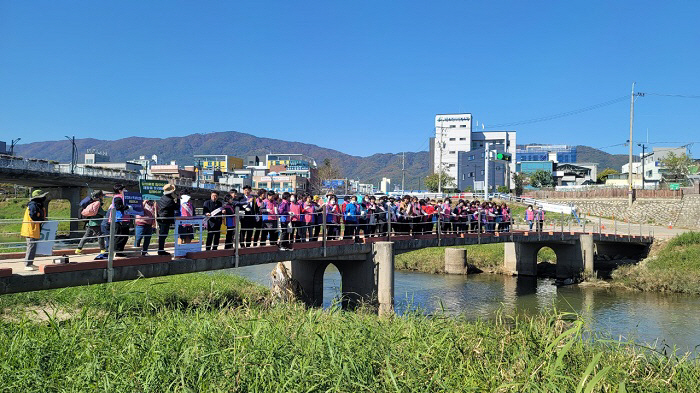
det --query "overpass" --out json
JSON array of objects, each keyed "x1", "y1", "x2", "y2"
[
  {"x1": 0, "y1": 155, "x2": 229, "y2": 236},
  {"x1": 0, "y1": 230, "x2": 653, "y2": 314}
]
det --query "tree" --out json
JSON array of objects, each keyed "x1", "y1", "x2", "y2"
[
  {"x1": 512, "y1": 173, "x2": 527, "y2": 196},
  {"x1": 661, "y1": 152, "x2": 693, "y2": 183},
  {"x1": 597, "y1": 168, "x2": 619, "y2": 184},
  {"x1": 529, "y1": 169, "x2": 554, "y2": 188},
  {"x1": 310, "y1": 158, "x2": 342, "y2": 193},
  {"x1": 424, "y1": 171, "x2": 455, "y2": 192}
]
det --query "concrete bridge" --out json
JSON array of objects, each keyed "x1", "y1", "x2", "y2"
[
  {"x1": 0, "y1": 155, "x2": 228, "y2": 236},
  {"x1": 0, "y1": 231, "x2": 653, "y2": 313}
]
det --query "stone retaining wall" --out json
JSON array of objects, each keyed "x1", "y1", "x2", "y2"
[{"x1": 548, "y1": 197, "x2": 700, "y2": 229}]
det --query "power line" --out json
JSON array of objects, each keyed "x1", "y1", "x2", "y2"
[
  {"x1": 485, "y1": 95, "x2": 629, "y2": 128},
  {"x1": 644, "y1": 92, "x2": 700, "y2": 99}
]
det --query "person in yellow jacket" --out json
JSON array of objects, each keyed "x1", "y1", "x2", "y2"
[{"x1": 20, "y1": 190, "x2": 48, "y2": 271}]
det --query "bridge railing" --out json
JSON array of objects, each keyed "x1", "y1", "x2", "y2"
[
  {"x1": 0, "y1": 156, "x2": 57, "y2": 172},
  {"x1": 0, "y1": 199, "x2": 653, "y2": 278},
  {"x1": 1, "y1": 155, "x2": 233, "y2": 192}
]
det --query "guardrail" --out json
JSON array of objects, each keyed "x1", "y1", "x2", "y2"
[{"x1": 0, "y1": 156, "x2": 229, "y2": 192}]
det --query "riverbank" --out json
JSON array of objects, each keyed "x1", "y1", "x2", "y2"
[
  {"x1": 612, "y1": 231, "x2": 700, "y2": 295},
  {"x1": 1, "y1": 273, "x2": 697, "y2": 391}
]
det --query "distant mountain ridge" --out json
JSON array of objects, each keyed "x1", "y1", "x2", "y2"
[
  {"x1": 14, "y1": 131, "x2": 429, "y2": 189},
  {"x1": 15, "y1": 131, "x2": 627, "y2": 190}
]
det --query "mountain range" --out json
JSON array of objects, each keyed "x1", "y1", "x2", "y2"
[{"x1": 14, "y1": 131, "x2": 627, "y2": 189}]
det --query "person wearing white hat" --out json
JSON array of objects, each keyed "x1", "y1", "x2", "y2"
[
  {"x1": 20, "y1": 189, "x2": 49, "y2": 271},
  {"x1": 156, "y1": 184, "x2": 178, "y2": 255}
]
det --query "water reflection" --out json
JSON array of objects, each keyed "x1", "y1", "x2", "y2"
[{"x1": 227, "y1": 263, "x2": 700, "y2": 355}]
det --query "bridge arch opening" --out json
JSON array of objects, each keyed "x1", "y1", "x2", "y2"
[
  {"x1": 322, "y1": 263, "x2": 343, "y2": 308},
  {"x1": 307, "y1": 262, "x2": 343, "y2": 309},
  {"x1": 536, "y1": 246, "x2": 557, "y2": 278}
]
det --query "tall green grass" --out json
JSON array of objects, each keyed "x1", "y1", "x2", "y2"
[
  {"x1": 613, "y1": 231, "x2": 700, "y2": 294},
  {"x1": 1, "y1": 273, "x2": 697, "y2": 391}
]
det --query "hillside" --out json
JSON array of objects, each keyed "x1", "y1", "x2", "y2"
[
  {"x1": 15, "y1": 131, "x2": 429, "y2": 190},
  {"x1": 575, "y1": 145, "x2": 628, "y2": 171},
  {"x1": 14, "y1": 132, "x2": 627, "y2": 190}
]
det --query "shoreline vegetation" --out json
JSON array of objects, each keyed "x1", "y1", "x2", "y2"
[
  {"x1": 1, "y1": 273, "x2": 698, "y2": 391},
  {"x1": 612, "y1": 231, "x2": 700, "y2": 295}
]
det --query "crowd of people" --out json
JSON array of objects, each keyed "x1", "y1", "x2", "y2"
[{"x1": 20, "y1": 183, "x2": 551, "y2": 268}]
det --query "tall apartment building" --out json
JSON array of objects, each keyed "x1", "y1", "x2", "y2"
[{"x1": 432, "y1": 113, "x2": 516, "y2": 191}]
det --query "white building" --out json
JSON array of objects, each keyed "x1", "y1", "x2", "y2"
[
  {"x1": 379, "y1": 177, "x2": 391, "y2": 193},
  {"x1": 432, "y1": 113, "x2": 516, "y2": 190},
  {"x1": 621, "y1": 146, "x2": 687, "y2": 187}
]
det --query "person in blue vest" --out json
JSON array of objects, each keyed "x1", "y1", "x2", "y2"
[{"x1": 343, "y1": 195, "x2": 361, "y2": 243}]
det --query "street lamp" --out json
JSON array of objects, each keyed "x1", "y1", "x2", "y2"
[
  {"x1": 65, "y1": 136, "x2": 76, "y2": 174},
  {"x1": 9, "y1": 138, "x2": 21, "y2": 156}
]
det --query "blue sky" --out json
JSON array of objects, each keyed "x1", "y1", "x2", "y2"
[{"x1": 1, "y1": 1, "x2": 699, "y2": 157}]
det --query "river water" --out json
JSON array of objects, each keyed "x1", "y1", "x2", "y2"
[{"x1": 227, "y1": 264, "x2": 700, "y2": 355}]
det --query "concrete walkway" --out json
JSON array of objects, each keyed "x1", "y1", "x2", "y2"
[{"x1": 0, "y1": 245, "x2": 177, "y2": 277}]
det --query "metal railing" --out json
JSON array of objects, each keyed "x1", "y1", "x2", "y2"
[{"x1": 0, "y1": 201, "x2": 654, "y2": 278}]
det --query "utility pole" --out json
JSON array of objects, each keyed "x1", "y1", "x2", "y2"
[
  {"x1": 64, "y1": 135, "x2": 77, "y2": 174},
  {"x1": 484, "y1": 142, "x2": 490, "y2": 199},
  {"x1": 9, "y1": 138, "x2": 21, "y2": 156},
  {"x1": 401, "y1": 152, "x2": 405, "y2": 193},
  {"x1": 437, "y1": 123, "x2": 445, "y2": 194},
  {"x1": 627, "y1": 82, "x2": 635, "y2": 207}
]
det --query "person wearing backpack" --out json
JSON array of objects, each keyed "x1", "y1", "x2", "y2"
[{"x1": 76, "y1": 190, "x2": 105, "y2": 256}]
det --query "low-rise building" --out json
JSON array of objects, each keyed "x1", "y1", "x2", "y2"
[
  {"x1": 621, "y1": 146, "x2": 688, "y2": 187},
  {"x1": 516, "y1": 144, "x2": 577, "y2": 163},
  {"x1": 218, "y1": 168, "x2": 255, "y2": 190},
  {"x1": 253, "y1": 175, "x2": 308, "y2": 193},
  {"x1": 193, "y1": 154, "x2": 244, "y2": 173},
  {"x1": 265, "y1": 153, "x2": 317, "y2": 181},
  {"x1": 150, "y1": 164, "x2": 195, "y2": 180}
]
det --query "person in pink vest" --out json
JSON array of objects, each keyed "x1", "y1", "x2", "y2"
[
  {"x1": 525, "y1": 204, "x2": 536, "y2": 231},
  {"x1": 324, "y1": 195, "x2": 341, "y2": 240},
  {"x1": 302, "y1": 195, "x2": 315, "y2": 242},
  {"x1": 261, "y1": 192, "x2": 279, "y2": 247},
  {"x1": 440, "y1": 198, "x2": 452, "y2": 234},
  {"x1": 179, "y1": 194, "x2": 195, "y2": 244},
  {"x1": 134, "y1": 199, "x2": 156, "y2": 255},
  {"x1": 535, "y1": 206, "x2": 546, "y2": 232},
  {"x1": 499, "y1": 202, "x2": 511, "y2": 232},
  {"x1": 289, "y1": 193, "x2": 304, "y2": 243}
]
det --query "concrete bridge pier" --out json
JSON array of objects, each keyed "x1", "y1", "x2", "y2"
[
  {"x1": 503, "y1": 234, "x2": 594, "y2": 279},
  {"x1": 43, "y1": 186, "x2": 88, "y2": 238},
  {"x1": 284, "y1": 242, "x2": 394, "y2": 314}
]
